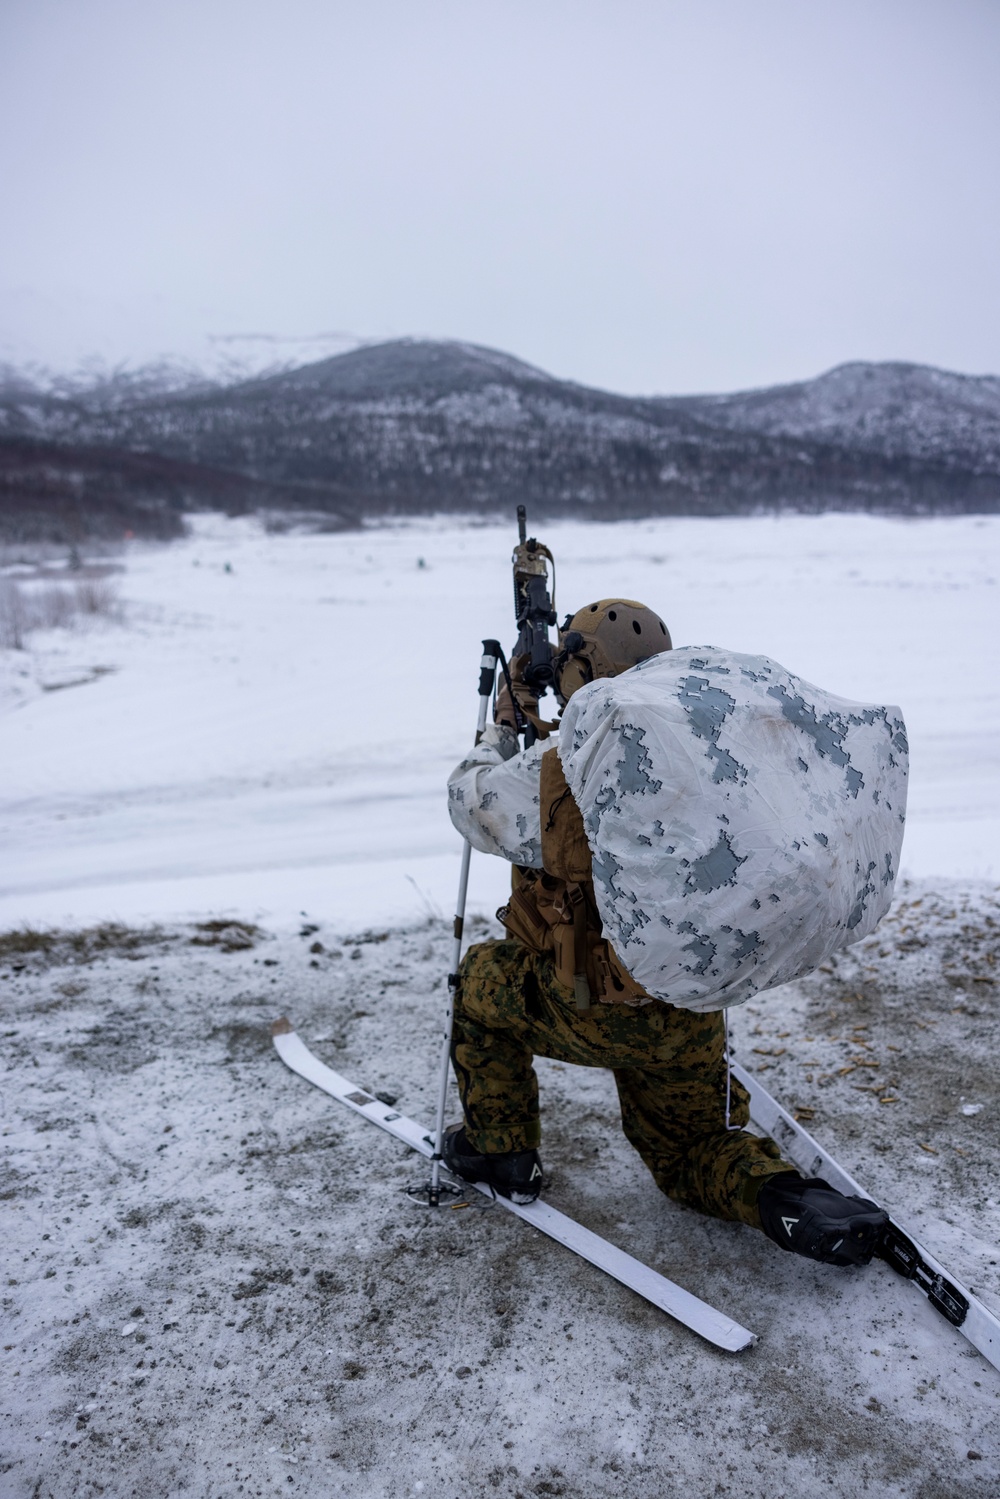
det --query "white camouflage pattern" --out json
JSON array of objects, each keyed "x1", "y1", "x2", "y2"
[
  {"x1": 447, "y1": 723, "x2": 545, "y2": 868},
  {"x1": 559, "y1": 647, "x2": 908, "y2": 1012}
]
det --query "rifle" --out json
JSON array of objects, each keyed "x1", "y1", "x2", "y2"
[
  {"x1": 509, "y1": 505, "x2": 558, "y2": 746},
  {"x1": 423, "y1": 512, "x2": 554, "y2": 1202}
]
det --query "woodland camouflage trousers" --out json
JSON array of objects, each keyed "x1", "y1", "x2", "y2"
[{"x1": 453, "y1": 939, "x2": 797, "y2": 1231}]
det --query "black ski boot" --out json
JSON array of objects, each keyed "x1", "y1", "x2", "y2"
[
  {"x1": 758, "y1": 1172, "x2": 888, "y2": 1267},
  {"x1": 442, "y1": 1126, "x2": 544, "y2": 1205}
]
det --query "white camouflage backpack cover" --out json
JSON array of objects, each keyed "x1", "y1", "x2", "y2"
[{"x1": 558, "y1": 648, "x2": 908, "y2": 1012}]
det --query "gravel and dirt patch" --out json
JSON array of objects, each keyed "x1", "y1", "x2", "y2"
[{"x1": 2, "y1": 884, "x2": 998, "y2": 1498}]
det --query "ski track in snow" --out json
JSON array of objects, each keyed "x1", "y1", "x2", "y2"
[{"x1": 1, "y1": 513, "x2": 999, "y2": 1496}]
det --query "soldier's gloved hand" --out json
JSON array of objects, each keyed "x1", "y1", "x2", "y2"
[
  {"x1": 494, "y1": 653, "x2": 539, "y2": 729},
  {"x1": 493, "y1": 681, "x2": 520, "y2": 729}
]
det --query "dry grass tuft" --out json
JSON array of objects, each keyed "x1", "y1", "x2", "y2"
[
  {"x1": 189, "y1": 920, "x2": 263, "y2": 952},
  {"x1": 0, "y1": 923, "x2": 170, "y2": 966}
]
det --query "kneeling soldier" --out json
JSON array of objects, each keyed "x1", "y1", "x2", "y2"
[{"x1": 446, "y1": 599, "x2": 887, "y2": 1268}]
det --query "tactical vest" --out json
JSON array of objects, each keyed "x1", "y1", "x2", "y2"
[{"x1": 497, "y1": 747, "x2": 654, "y2": 1013}]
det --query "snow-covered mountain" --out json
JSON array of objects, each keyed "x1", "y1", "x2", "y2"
[
  {"x1": 665, "y1": 361, "x2": 1000, "y2": 472},
  {"x1": 2, "y1": 341, "x2": 998, "y2": 540}
]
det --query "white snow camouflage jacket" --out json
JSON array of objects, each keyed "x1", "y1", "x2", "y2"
[
  {"x1": 447, "y1": 648, "x2": 908, "y2": 1012},
  {"x1": 447, "y1": 724, "x2": 546, "y2": 869}
]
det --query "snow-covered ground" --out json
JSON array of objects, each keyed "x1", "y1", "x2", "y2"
[
  {"x1": 3, "y1": 886, "x2": 999, "y2": 1497},
  {"x1": 2, "y1": 513, "x2": 999, "y2": 1497},
  {"x1": 1, "y1": 512, "x2": 998, "y2": 933}
]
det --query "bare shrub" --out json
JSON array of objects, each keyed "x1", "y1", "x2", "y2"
[
  {"x1": 0, "y1": 578, "x2": 29, "y2": 649},
  {"x1": 74, "y1": 578, "x2": 121, "y2": 618},
  {"x1": 36, "y1": 585, "x2": 77, "y2": 630},
  {"x1": 0, "y1": 576, "x2": 122, "y2": 646}
]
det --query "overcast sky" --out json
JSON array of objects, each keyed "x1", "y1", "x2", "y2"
[{"x1": 1, "y1": 0, "x2": 998, "y2": 394}]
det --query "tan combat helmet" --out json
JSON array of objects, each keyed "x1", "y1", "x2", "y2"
[{"x1": 554, "y1": 599, "x2": 672, "y2": 703}]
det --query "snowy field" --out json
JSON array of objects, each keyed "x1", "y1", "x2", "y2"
[
  {"x1": 2, "y1": 512, "x2": 999, "y2": 1497},
  {"x1": 1, "y1": 512, "x2": 998, "y2": 933}
]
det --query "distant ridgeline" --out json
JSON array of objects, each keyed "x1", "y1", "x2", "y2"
[{"x1": 1, "y1": 340, "x2": 999, "y2": 541}]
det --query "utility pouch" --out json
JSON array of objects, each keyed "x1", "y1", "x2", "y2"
[
  {"x1": 568, "y1": 883, "x2": 592, "y2": 1014},
  {"x1": 496, "y1": 891, "x2": 548, "y2": 956},
  {"x1": 594, "y1": 943, "x2": 655, "y2": 1008},
  {"x1": 497, "y1": 870, "x2": 560, "y2": 957},
  {"x1": 498, "y1": 860, "x2": 653, "y2": 1013},
  {"x1": 546, "y1": 881, "x2": 592, "y2": 1014}
]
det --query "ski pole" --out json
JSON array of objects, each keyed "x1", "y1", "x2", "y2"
[{"x1": 427, "y1": 638, "x2": 501, "y2": 1207}]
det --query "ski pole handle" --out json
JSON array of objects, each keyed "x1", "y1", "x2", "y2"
[{"x1": 478, "y1": 638, "x2": 501, "y2": 704}]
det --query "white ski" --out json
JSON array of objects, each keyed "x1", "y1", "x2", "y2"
[
  {"x1": 736, "y1": 1061, "x2": 1000, "y2": 1374},
  {"x1": 272, "y1": 1019, "x2": 756, "y2": 1354}
]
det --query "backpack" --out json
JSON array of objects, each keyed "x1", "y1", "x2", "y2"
[{"x1": 558, "y1": 647, "x2": 908, "y2": 1012}]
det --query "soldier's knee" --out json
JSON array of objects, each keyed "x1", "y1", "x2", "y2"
[
  {"x1": 460, "y1": 938, "x2": 520, "y2": 973},
  {"x1": 457, "y1": 939, "x2": 527, "y2": 1021},
  {"x1": 459, "y1": 939, "x2": 490, "y2": 976},
  {"x1": 458, "y1": 940, "x2": 499, "y2": 998}
]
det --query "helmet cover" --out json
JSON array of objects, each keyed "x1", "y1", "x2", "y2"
[{"x1": 556, "y1": 599, "x2": 672, "y2": 702}]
